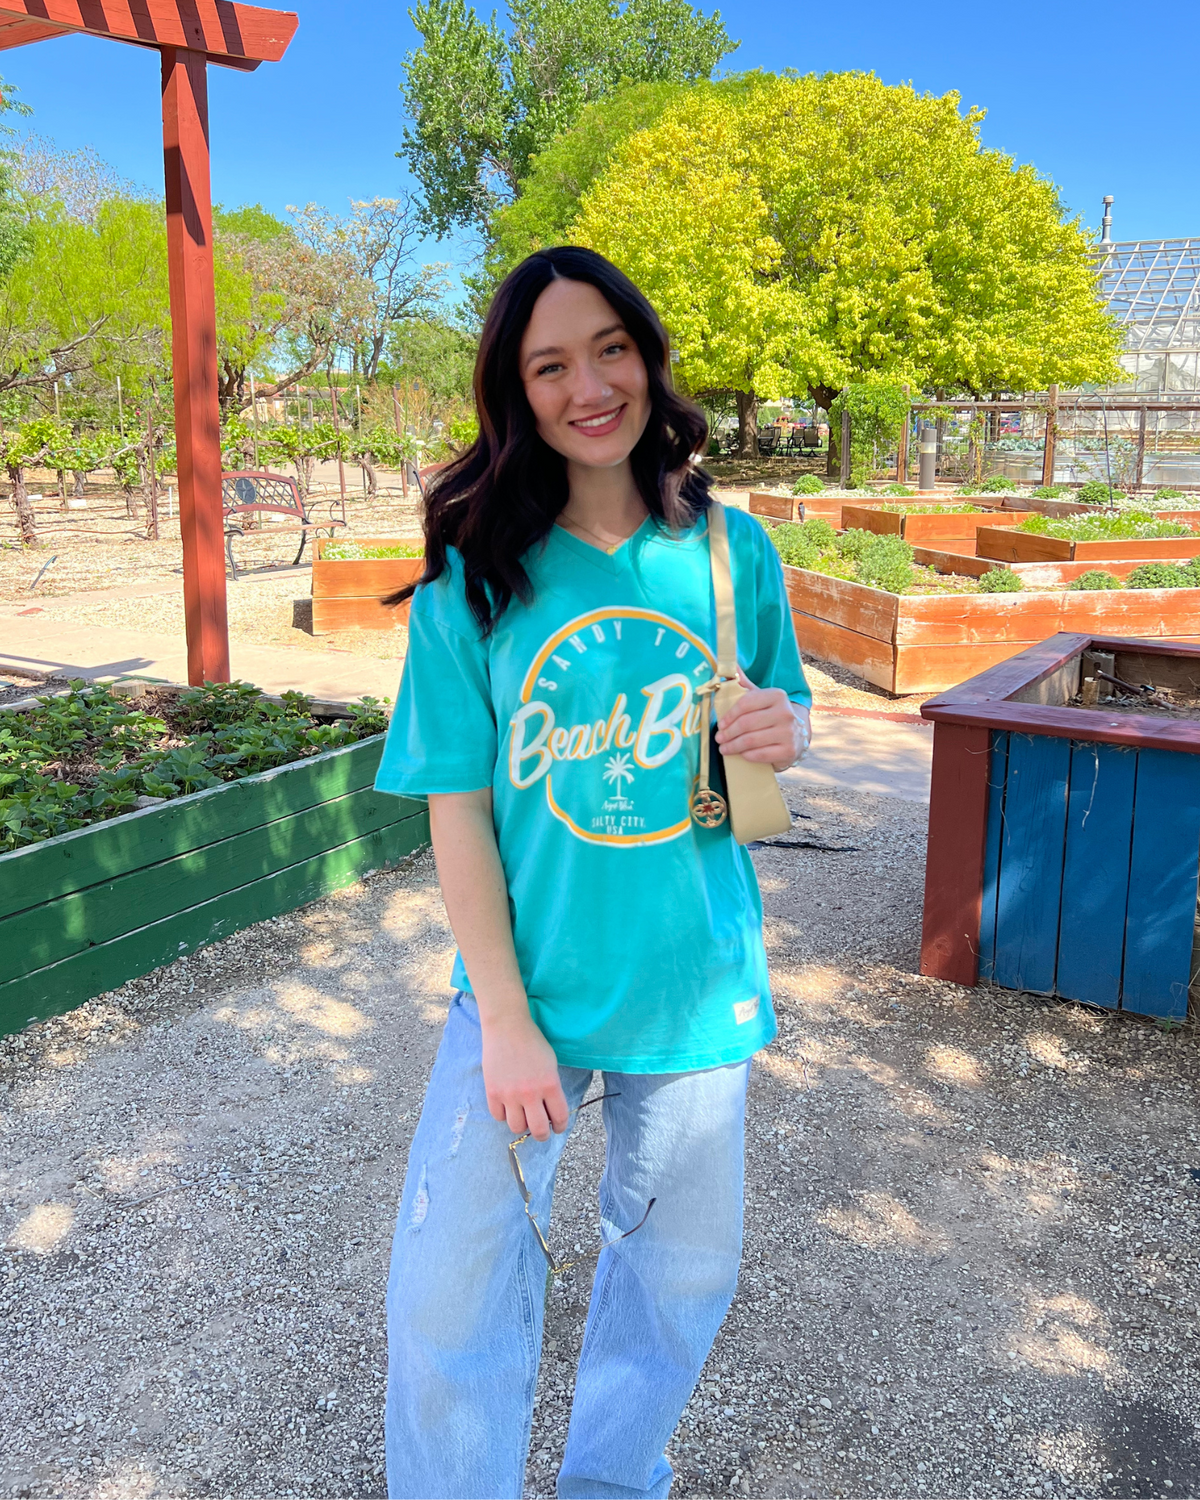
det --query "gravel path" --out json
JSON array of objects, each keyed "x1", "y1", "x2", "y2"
[{"x1": 4, "y1": 782, "x2": 1199, "y2": 1500}]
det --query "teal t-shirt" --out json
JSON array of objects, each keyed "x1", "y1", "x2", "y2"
[{"x1": 374, "y1": 507, "x2": 811, "y2": 1073}]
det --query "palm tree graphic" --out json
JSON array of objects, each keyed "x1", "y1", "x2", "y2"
[{"x1": 602, "y1": 752, "x2": 635, "y2": 793}]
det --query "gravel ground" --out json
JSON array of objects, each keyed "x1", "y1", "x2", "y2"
[
  {"x1": 0, "y1": 484, "x2": 422, "y2": 603},
  {"x1": 13, "y1": 571, "x2": 412, "y2": 664},
  {"x1": 3, "y1": 783, "x2": 1199, "y2": 1499}
]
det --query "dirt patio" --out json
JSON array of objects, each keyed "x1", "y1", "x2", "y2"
[{"x1": 2, "y1": 780, "x2": 1198, "y2": 1500}]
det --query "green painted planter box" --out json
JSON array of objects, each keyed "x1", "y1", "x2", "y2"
[{"x1": 0, "y1": 734, "x2": 427, "y2": 1036}]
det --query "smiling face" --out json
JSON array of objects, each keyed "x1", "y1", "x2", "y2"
[{"x1": 519, "y1": 277, "x2": 651, "y2": 471}]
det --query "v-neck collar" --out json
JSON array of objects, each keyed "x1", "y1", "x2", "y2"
[{"x1": 548, "y1": 513, "x2": 656, "y2": 574}]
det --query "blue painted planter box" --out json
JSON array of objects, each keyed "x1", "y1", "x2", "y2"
[{"x1": 920, "y1": 634, "x2": 1200, "y2": 1020}]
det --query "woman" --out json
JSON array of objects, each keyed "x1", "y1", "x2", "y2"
[{"x1": 375, "y1": 246, "x2": 811, "y2": 1500}]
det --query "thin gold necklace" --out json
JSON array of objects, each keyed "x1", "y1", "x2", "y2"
[{"x1": 558, "y1": 510, "x2": 644, "y2": 554}]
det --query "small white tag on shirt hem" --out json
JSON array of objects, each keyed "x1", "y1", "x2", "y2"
[{"x1": 733, "y1": 995, "x2": 760, "y2": 1025}]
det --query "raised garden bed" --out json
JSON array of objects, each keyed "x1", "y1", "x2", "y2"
[
  {"x1": 841, "y1": 504, "x2": 1034, "y2": 544},
  {"x1": 912, "y1": 548, "x2": 1169, "y2": 588},
  {"x1": 749, "y1": 490, "x2": 944, "y2": 528},
  {"x1": 785, "y1": 566, "x2": 1200, "y2": 694},
  {"x1": 978, "y1": 530, "x2": 1200, "y2": 564},
  {"x1": 312, "y1": 536, "x2": 423, "y2": 633},
  {"x1": 919, "y1": 633, "x2": 1200, "y2": 1019},
  {"x1": 0, "y1": 682, "x2": 427, "y2": 1033}
]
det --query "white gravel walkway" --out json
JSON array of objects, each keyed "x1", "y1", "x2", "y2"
[{"x1": 3, "y1": 784, "x2": 1199, "y2": 1500}]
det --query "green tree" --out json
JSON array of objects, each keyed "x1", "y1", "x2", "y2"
[
  {"x1": 0, "y1": 198, "x2": 168, "y2": 407},
  {"x1": 1, "y1": 417, "x2": 70, "y2": 543},
  {"x1": 289, "y1": 198, "x2": 450, "y2": 383},
  {"x1": 214, "y1": 205, "x2": 365, "y2": 415},
  {"x1": 399, "y1": 0, "x2": 737, "y2": 235},
  {"x1": 488, "y1": 80, "x2": 684, "y2": 278},
  {"x1": 567, "y1": 72, "x2": 1122, "y2": 455},
  {"x1": 383, "y1": 315, "x2": 477, "y2": 403}
]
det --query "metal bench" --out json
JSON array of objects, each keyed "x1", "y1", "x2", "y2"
[{"x1": 221, "y1": 471, "x2": 347, "y2": 578}]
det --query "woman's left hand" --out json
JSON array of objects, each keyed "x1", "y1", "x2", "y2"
[{"x1": 715, "y1": 670, "x2": 811, "y2": 772}]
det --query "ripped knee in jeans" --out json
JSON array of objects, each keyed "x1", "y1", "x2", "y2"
[{"x1": 407, "y1": 1164, "x2": 430, "y2": 1230}]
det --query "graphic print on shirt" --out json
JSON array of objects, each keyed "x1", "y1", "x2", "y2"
[{"x1": 508, "y1": 606, "x2": 716, "y2": 846}]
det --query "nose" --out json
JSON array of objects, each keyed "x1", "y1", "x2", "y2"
[{"x1": 569, "y1": 359, "x2": 613, "y2": 406}]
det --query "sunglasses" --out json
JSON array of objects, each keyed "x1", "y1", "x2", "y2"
[{"x1": 506, "y1": 1091, "x2": 656, "y2": 1277}]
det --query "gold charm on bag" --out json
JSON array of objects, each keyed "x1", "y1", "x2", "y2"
[
  {"x1": 690, "y1": 674, "x2": 729, "y2": 829},
  {"x1": 690, "y1": 780, "x2": 728, "y2": 828}
]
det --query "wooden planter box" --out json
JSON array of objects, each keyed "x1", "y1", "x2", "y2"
[
  {"x1": 912, "y1": 548, "x2": 1187, "y2": 588},
  {"x1": 841, "y1": 504, "x2": 1034, "y2": 544},
  {"x1": 785, "y1": 564, "x2": 1200, "y2": 695},
  {"x1": 0, "y1": 734, "x2": 428, "y2": 1035},
  {"x1": 312, "y1": 537, "x2": 424, "y2": 633},
  {"x1": 978, "y1": 530, "x2": 1200, "y2": 564},
  {"x1": 919, "y1": 634, "x2": 1200, "y2": 1020}
]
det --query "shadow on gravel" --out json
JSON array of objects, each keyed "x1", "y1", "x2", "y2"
[{"x1": 1095, "y1": 1399, "x2": 1200, "y2": 1497}]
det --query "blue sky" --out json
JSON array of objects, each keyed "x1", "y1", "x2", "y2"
[{"x1": 3, "y1": 0, "x2": 1196, "y2": 269}]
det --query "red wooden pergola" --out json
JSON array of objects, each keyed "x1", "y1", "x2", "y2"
[{"x1": 0, "y1": 1, "x2": 298, "y2": 684}]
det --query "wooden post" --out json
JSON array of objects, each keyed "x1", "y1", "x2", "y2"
[
  {"x1": 393, "y1": 385, "x2": 408, "y2": 499},
  {"x1": 249, "y1": 373, "x2": 260, "y2": 469},
  {"x1": 839, "y1": 404, "x2": 851, "y2": 487},
  {"x1": 896, "y1": 385, "x2": 910, "y2": 482},
  {"x1": 1135, "y1": 405, "x2": 1147, "y2": 492},
  {"x1": 329, "y1": 380, "x2": 348, "y2": 503},
  {"x1": 1041, "y1": 383, "x2": 1058, "y2": 489},
  {"x1": 161, "y1": 47, "x2": 229, "y2": 685},
  {"x1": 145, "y1": 401, "x2": 160, "y2": 542},
  {"x1": 919, "y1": 722, "x2": 992, "y2": 987},
  {"x1": 356, "y1": 382, "x2": 367, "y2": 498}
]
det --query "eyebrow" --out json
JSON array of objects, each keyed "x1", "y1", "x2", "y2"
[{"x1": 524, "y1": 322, "x2": 627, "y2": 367}]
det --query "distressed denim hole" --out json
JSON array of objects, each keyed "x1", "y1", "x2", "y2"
[
  {"x1": 449, "y1": 1105, "x2": 469, "y2": 1157},
  {"x1": 407, "y1": 1164, "x2": 430, "y2": 1230}
]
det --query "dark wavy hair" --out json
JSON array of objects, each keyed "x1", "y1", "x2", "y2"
[{"x1": 385, "y1": 245, "x2": 712, "y2": 633}]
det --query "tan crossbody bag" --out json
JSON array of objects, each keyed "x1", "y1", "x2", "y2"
[{"x1": 690, "y1": 501, "x2": 794, "y2": 845}]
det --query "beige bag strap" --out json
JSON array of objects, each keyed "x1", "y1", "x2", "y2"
[
  {"x1": 690, "y1": 500, "x2": 794, "y2": 842},
  {"x1": 690, "y1": 502, "x2": 739, "y2": 829},
  {"x1": 706, "y1": 500, "x2": 739, "y2": 682}
]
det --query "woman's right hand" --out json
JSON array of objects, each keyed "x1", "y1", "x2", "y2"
[{"x1": 481, "y1": 1011, "x2": 570, "y2": 1141}]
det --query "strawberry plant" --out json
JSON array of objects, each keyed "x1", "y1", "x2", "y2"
[{"x1": 0, "y1": 681, "x2": 390, "y2": 852}]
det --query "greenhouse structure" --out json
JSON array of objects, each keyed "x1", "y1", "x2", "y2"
[{"x1": 1098, "y1": 234, "x2": 1200, "y2": 418}]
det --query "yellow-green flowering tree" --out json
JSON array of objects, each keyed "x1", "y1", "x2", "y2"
[
  {"x1": 554, "y1": 71, "x2": 1121, "y2": 454},
  {"x1": 571, "y1": 88, "x2": 820, "y2": 454}
]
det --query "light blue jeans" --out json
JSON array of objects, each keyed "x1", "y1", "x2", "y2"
[{"x1": 385, "y1": 992, "x2": 749, "y2": 1500}]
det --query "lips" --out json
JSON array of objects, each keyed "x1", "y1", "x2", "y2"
[{"x1": 569, "y1": 405, "x2": 626, "y2": 437}]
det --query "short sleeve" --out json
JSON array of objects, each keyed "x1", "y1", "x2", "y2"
[
  {"x1": 729, "y1": 508, "x2": 812, "y2": 710},
  {"x1": 374, "y1": 562, "x2": 498, "y2": 798}
]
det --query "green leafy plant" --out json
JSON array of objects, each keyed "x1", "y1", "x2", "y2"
[
  {"x1": 791, "y1": 475, "x2": 825, "y2": 496},
  {"x1": 1015, "y1": 512, "x2": 1189, "y2": 541},
  {"x1": 828, "y1": 385, "x2": 911, "y2": 489},
  {"x1": 1123, "y1": 563, "x2": 1199, "y2": 591},
  {"x1": 977, "y1": 568, "x2": 1023, "y2": 592},
  {"x1": 978, "y1": 476, "x2": 1020, "y2": 493},
  {"x1": 879, "y1": 482, "x2": 914, "y2": 497},
  {"x1": 0, "y1": 681, "x2": 391, "y2": 852},
  {"x1": 764, "y1": 518, "x2": 839, "y2": 570},
  {"x1": 323, "y1": 541, "x2": 425, "y2": 561},
  {"x1": 835, "y1": 528, "x2": 915, "y2": 593},
  {"x1": 878, "y1": 502, "x2": 981, "y2": 514},
  {"x1": 1153, "y1": 487, "x2": 1188, "y2": 501},
  {"x1": 1076, "y1": 479, "x2": 1125, "y2": 505},
  {"x1": 1029, "y1": 484, "x2": 1068, "y2": 499},
  {"x1": 956, "y1": 481, "x2": 981, "y2": 496},
  {"x1": 446, "y1": 413, "x2": 479, "y2": 449},
  {"x1": 1068, "y1": 570, "x2": 1123, "y2": 591}
]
